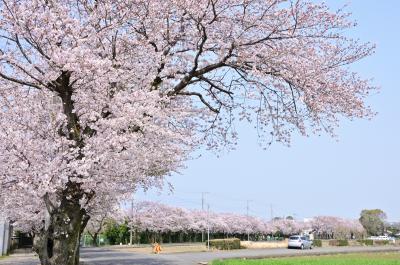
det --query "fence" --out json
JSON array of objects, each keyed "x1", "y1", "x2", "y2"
[{"x1": 0, "y1": 219, "x2": 12, "y2": 256}]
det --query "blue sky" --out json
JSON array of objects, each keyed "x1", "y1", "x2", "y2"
[{"x1": 136, "y1": 0, "x2": 400, "y2": 222}]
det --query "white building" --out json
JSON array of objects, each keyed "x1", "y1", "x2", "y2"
[{"x1": 0, "y1": 217, "x2": 11, "y2": 256}]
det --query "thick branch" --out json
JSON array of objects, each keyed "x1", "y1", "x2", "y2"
[{"x1": 168, "y1": 61, "x2": 227, "y2": 96}]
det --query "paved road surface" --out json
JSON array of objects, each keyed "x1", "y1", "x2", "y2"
[{"x1": 1, "y1": 246, "x2": 399, "y2": 265}]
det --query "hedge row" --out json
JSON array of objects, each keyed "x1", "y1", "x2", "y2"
[
  {"x1": 208, "y1": 238, "x2": 241, "y2": 250},
  {"x1": 318, "y1": 239, "x2": 394, "y2": 247},
  {"x1": 356, "y1": 239, "x2": 392, "y2": 246},
  {"x1": 313, "y1": 239, "x2": 322, "y2": 247},
  {"x1": 328, "y1": 239, "x2": 349, "y2": 246},
  {"x1": 357, "y1": 239, "x2": 374, "y2": 246}
]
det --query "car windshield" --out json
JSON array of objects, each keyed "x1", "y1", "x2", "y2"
[{"x1": 289, "y1": 236, "x2": 299, "y2": 240}]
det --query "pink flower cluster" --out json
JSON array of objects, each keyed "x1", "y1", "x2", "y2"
[
  {"x1": 0, "y1": 0, "x2": 374, "y2": 238},
  {"x1": 123, "y1": 201, "x2": 365, "y2": 237}
]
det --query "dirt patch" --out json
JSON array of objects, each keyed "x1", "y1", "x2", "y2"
[
  {"x1": 241, "y1": 240, "x2": 288, "y2": 249},
  {"x1": 109, "y1": 243, "x2": 207, "y2": 254},
  {"x1": 109, "y1": 240, "x2": 290, "y2": 254}
]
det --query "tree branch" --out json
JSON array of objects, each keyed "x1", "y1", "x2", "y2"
[
  {"x1": 177, "y1": 91, "x2": 219, "y2": 113},
  {"x1": 0, "y1": 71, "x2": 42, "y2": 89}
]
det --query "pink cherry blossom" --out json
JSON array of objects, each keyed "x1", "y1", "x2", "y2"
[
  {"x1": 121, "y1": 201, "x2": 365, "y2": 240},
  {"x1": 0, "y1": 1, "x2": 374, "y2": 264}
]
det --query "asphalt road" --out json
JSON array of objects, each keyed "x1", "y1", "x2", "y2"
[{"x1": 1, "y1": 246, "x2": 400, "y2": 265}]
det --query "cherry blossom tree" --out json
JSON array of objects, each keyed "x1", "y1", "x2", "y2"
[
  {"x1": 0, "y1": 184, "x2": 44, "y2": 234},
  {"x1": 0, "y1": 0, "x2": 374, "y2": 264},
  {"x1": 271, "y1": 218, "x2": 305, "y2": 236},
  {"x1": 84, "y1": 196, "x2": 120, "y2": 246},
  {"x1": 85, "y1": 213, "x2": 108, "y2": 246},
  {"x1": 129, "y1": 202, "x2": 192, "y2": 232},
  {"x1": 311, "y1": 216, "x2": 365, "y2": 239},
  {"x1": 121, "y1": 201, "x2": 366, "y2": 242}
]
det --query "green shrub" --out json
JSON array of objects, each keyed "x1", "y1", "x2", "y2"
[
  {"x1": 104, "y1": 221, "x2": 130, "y2": 245},
  {"x1": 357, "y1": 239, "x2": 373, "y2": 246},
  {"x1": 313, "y1": 239, "x2": 322, "y2": 247},
  {"x1": 208, "y1": 238, "x2": 241, "y2": 250}
]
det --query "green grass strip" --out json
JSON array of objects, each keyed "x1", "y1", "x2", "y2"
[{"x1": 212, "y1": 252, "x2": 400, "y2": 265}]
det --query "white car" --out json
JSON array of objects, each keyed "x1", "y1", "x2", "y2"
[
  {"x1": 367, "y1": 235, "x2": 396, "y2": 243},
  {"x1": 288, "y1": 235, "x2": 313, "y2": 249}
]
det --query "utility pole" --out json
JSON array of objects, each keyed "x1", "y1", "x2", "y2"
[
  {"x1": 207, "y1": 203, "x2": 210, "y2": 251},
  {"x1": 201, "y1": 192, "x2": 209, "y2": 242},
  {"x1": 270, "y1": 204, "x2": 274, "y2": 221},
  {"x1": 201, "y1": 192, "x2": 205, "y2": 211},
  {"x1": 246, "y1": 200, "x2": 252, "y2": 241}
]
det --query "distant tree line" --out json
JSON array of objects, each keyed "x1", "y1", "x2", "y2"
[{"x1": 85, "y1": 201, "x2": 366, "y2": 245}]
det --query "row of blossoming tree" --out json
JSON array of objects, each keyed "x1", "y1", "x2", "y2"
[{"x1": 85, "y1": 201, "x2": 365, "y2": 244}]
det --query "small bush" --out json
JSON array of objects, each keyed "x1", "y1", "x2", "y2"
[
  {"x1": 313, "y1": 239, "x2": 322, "y2": 247},
  {"x1": 357, "y1": 239, "x2": 373, "y2": 246},
  {"x1": 208, "y1": 238, "x2": 241, "y2": 250}
]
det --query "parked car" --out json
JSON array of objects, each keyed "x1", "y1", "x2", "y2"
[
  {"x1": 367, "y1": 235, "x2": 396, "y2": 243},
  {"x1": 288, "y1": 235, "x2": 313, "y2": 249}
]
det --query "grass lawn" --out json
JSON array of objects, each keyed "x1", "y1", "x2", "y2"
[{"x1": 212, "y1": 252, "x2": 400, "y2": 265}]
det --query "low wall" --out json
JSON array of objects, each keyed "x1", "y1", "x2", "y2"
[
  {"x1": 241, "y1": 239, "x2": 288, "y2": 249},
  {"x1": 242, "y1": 239, "x2": 399, "y2": 249}
]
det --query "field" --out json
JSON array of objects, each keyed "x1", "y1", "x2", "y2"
[{"x1": 212, "y1": 252, "x2": 400, "y2": 265}]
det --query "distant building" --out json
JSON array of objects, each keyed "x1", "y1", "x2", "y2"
[{"x1": 0, "y1": 217, "x2": 12, "y2": 256}]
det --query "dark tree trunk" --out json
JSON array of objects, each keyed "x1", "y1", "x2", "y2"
[
  {"x1": 33, "y1": 185, "x2": 91, "y2": 265},
  {"x1": 91, "y1": 233, "x2": 99, "y2": 247},
  {"x1": 93, "y1": 233, "x2": 99, "y2": 247},
  {"x1": 32, "y1": 66, "x2": 93, "y2": 265},
  {"x1": 135, "y1": 229, "x2": 139, "y2": 244}
]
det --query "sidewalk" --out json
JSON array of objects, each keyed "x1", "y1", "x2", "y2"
[{"x1": 0, "y1": 253, "x2": 38, "y2": 265}]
